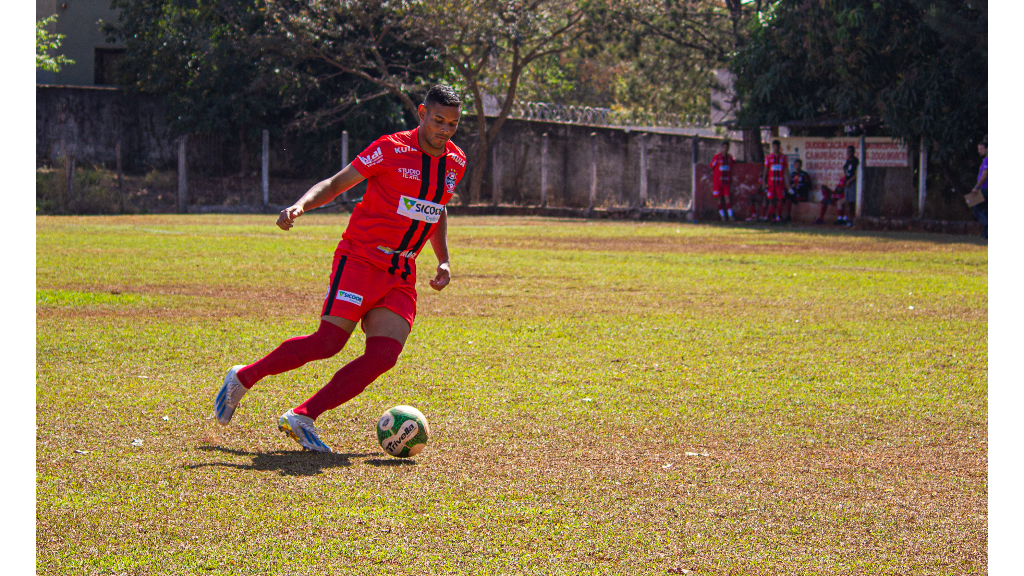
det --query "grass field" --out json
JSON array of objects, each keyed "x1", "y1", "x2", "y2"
[{"x1": 36, "y1": 215, "x2": 987, "y2": 575}]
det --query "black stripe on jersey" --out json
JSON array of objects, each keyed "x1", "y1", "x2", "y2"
[
  {"x1": 322, "y1": 256, "x2": 348, "y2": 316},
  {"x1": 400, "y1": 155, "x2": 447, "y2": 280},
  {"x1": 388, "y1": 154, "x2": 433, "y2": 275}
]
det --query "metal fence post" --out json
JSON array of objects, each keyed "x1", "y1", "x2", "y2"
[
  {"x1": 918, "y1": 136, "x2": 928, "y2": 219},
  {"x1": 691, "y1": 135, "x2": 700, "y2": 215},
  {"x1": 639, "y1": 134, "x2": 648, "y2": 208},
  {"x1": 541, "y1": 133, "x2": 549, "y2": 207},
  {"x1": 492, "y1": 140, "x2": 502, "y2": 206},
  {"x1": 589, "y1": 132, "x2": 597, "y2": 212},
  {"x1": 177, "y1": 135, "x2": 188, "y2": 214},
  {"x1": 856, "y1": 135, "x2": 865, "y2": 218},
  {"x1": 341, "y1": 130, "x2": 349, "y2": 171},
  {"x1": 262, "y1": 129, "x2": 269, "y2": 207}
]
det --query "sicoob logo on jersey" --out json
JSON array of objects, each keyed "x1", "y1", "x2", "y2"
[
  {"x1": 445, "y1": 170, "x2": 457, "y2": 192},
  {"x1": 397, "y1": 196, "x2": 444, "y2": 223}
]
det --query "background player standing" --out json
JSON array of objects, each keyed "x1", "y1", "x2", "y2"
[
  {"x1": 782, "y1": 158, "x2": 812, "y2": 223},
  {"x1": 815, "y1": 145, "x2": 858, "y2": 226},
  {"x1": 760, "y1": 140, "x2": 790, "y2": 222},
  {"x1": 213, "y1": 85, "x2": 466, "y2": 452},
  {"x1": 709, "y1": 141, "x2": 736, "y2": 221}
]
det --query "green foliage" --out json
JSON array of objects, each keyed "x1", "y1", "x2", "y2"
[
  {"x1": 36, "y1": 15, "x2": 74, "y2": 72},
  {"x1": 731, "y1": 0, "x2": 987, "y2": 189}
]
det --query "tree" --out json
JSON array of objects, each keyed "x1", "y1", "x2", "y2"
[
  {"x1": 37, "y1": 15, "x2": 75, "y2": 72},
  {"x1": 731, "y1": 0, "x2": 987, "y2": 192},
  {"x1": 427, "y1": 0, "x2": 586, "y2": 204},
  {"x1": 263, "y1": 0, "x2": 447, "y2": 129},
  {"x1": 585, "y1": 0, "x2": 767, "y2": 161}
]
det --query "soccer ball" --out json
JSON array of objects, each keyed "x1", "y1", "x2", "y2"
[{"x1": 377, "y1": 405, "x2": 430, "y2": 458}]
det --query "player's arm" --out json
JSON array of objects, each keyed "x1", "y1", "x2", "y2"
[
  {"x1": 428, "y1": 208, "x2": 451, "y2": 291},
  {"x1": 277, "y1": 163, "x2": 366, "y2": 230},
  {"x1": 760, "y1": 163, "x2": 768, "y2": 190}
]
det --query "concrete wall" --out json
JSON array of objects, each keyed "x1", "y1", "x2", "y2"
[
  {"x1": 470, "y1": 120, "x2": 738, "y2": 209},
  {"x1": 37, "y1": 85, "x2": 175, "y2": 172},
  {"x1": 37, "y1": 0, "x2": 122, "y2": 86}
]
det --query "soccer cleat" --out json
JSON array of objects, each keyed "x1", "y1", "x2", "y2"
[
  {"x1": 812, "y1": 218, "x2": 824, "y2": 225},
  {"x1": 278, "y1": 409, "x2": 333, "y2": 453},
  {"x1": 833, "y1": 219, "x2": 846, "y2": 226},
  {"x1": 214, "y1": 365, "x2": 248, "y2": 426}
]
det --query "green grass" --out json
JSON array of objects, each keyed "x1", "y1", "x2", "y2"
[{"x1": 37, "y1": 214, "x2": 987, "y2": 575}]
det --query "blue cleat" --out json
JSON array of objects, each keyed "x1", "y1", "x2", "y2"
[
  {"x1": 214, "y1": 365, "x2": 247, "y2": 426},
  {"x1": 278, "y1": 409, "x2": 333, "y2": 453}
]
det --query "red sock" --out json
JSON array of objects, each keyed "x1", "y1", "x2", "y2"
[
  {"x1": 837, "y1": 205, "x2": 846, "y2": 218},
  {"x1": 294, "y1": 336, "x2": 404, "y2": 420},
  {"x1": 724, "y1": 198, "x2": 732, "y2": 210},
  {"x1": 237, "y1": 320, "x2": 350, "y2": 388},
  {"x1": 819, "y1": 201, "x2": 828, "y2": 219}
]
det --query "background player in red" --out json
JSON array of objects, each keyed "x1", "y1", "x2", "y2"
[
  {"x1": 815, "y1": 145, "x2": 858, "y2": 226},
  {"x1": 759, "y1": 140, "x2": 790, "y2": 222},
  {"x1": 709, "y1": 140, "x2": 736, "y2": 221},
  {"x1": 213, "y1": 85, "x2": 466, "y2": 452}
]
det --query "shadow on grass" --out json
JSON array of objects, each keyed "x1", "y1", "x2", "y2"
[
  {"x1": 364, "y1": 458, "x2": 417, "y2": 467},
  {"x1": 187, "y1": 445, "x2": 377, "y2": 477}
]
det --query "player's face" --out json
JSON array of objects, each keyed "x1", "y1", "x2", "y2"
[
  {"x1": 418, "y1": 102, "x2": 461, "y2": 152},
  {"x1": 720, "y1": 143, "x2": 729, "y2": 154},
  {"x1": 772, "y1": 144, "x2": 780, "y2": 154},
  {"x1": 846, "y1": 147, "x2": 855, "y2": 159},
  {"x1": 794, "y1": 161, "x2": 802, "y2": 170},
  {"x1": 978, "y1": 143, "x2": 987, "y2": 157}
]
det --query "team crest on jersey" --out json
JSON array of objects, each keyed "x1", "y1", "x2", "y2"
[
  {"x1": 445, "y1": 170, "x2": 457, "y2": 192},
  {"x1": 394, "y1": 146, "x2": 415, "y2": 154},
  {"x1": 448, "y1": 152, "x2": 466, "y2": 167},
  {"x1": 358, "y1": 147, "x2": 384, "y2": 167},
  {"x1": 397, "y1": 195, "x2": 444, "y2": 223}
]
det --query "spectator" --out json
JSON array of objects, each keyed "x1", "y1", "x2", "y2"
[
  {"x1": 815, "y1": 145, "x2": 858, "y2": 226},
  {"x1": 710, "y1": 141, "x2": 736, "y2": 221},
  {"x1": 783, "y1": 158, "x2": 811, "y2": 223},
  {"x1": 967, "y1": 136, "x2": 988, "y2": 239}
]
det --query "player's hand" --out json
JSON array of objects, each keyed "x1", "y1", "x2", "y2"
[
  {"x1": 429, "y1": 262, "x2": 451, "y2": 291},
  {"x1": 277, "y1": 205, "x2": 304, "y2": 231}
]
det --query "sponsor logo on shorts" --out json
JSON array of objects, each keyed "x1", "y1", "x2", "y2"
[
  {"x1": 445, "y1": 170, "x2": 457, "y2": 192},
  {"x1": 398, "y1": 167, "x2": 421, "y2": 181},
  {"x1": 376, "y1": 245, "x2": 418, "y2": 259},
  {"x1": 719, "y1": 164, "x2": 730, "y2": 171},
  {"x1": 397, "y1": 195, "x2": 444, "y2": 223},
  {"x1": 335, "y1": 290, "x2": 364, "y2": 306},
  {"x1": 394, "y1": 145, "x2": 415, "y2": 154},
  {"x1": 448, "y1": 152, "x2": 466, "y2": 167},
  {"x1": 358, "y1": 147, "x2": 384, "y2": 167}
]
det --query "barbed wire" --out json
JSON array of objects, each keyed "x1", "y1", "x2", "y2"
[{"x1": 508, "y1": 101, "x2": 712, "y2": 130}]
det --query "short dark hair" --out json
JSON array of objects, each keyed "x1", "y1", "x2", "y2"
[
  {"x1": 847, "y1": 145, "x2": 856, "y2": 152},
  {"x1": 772, "y1": 139, "x2": 781, "y2": 147},
  {"x1": 794, "y1": 159, "x2": 802, "y2": 165},
  {"x1": 424, "y1": 84, "x2": 461, "y2": 108}
]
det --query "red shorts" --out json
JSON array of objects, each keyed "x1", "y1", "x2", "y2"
[
  {"x1": 320, "y1": 252, "x2": 417, "y2": 328},
  {"x1": 766, "y1": 185, "x2": 786, "y2": 200},
  {"x1": 712, "y1": 185, "x2": 731, "y2": 198}
]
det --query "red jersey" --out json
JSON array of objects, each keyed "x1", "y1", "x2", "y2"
[
  {"x1": 710, "y1": 152, "x2": 735, "y2": 192},
  {"x1": 763, "y1": 153, "x2": 789, "y2": 193},
  {"x1": 343, "y1": 127, "x2": 467, "y2": 281}
]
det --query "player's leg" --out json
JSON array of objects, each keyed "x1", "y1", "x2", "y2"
[
  {"x1": 815, "y1": 185, "x2": 831, "y2": 223},
  {"x1": 292, "y1": 306, "x2": 409, "y2": 423},
  {"x1": 723, "y1": 193, "x2": 734, "y2": 221}
]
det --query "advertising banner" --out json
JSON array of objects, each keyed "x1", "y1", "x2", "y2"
[{"x1": 780, "y1": 137, "x2": 909, "y2": 194}]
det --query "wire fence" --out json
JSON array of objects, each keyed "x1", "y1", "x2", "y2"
[{"x1": 508, "y1": 101, "x2": 712, "y2": 130}]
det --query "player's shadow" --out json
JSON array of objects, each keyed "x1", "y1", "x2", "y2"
[
  {"x1": 364, "y1": 458, "x2": 417, "y2": 467},
  {"x1": 187, "y1": 445, "x2": 377, "y2": 477}
]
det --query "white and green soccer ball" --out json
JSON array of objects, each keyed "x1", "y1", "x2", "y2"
[{"x1": 377, "y1": 405, "x2": 430, "y2": 458}]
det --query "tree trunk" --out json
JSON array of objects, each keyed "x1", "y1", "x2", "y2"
[{"x1": 743, "y1": 128, "x2": 764, "y2": 165}]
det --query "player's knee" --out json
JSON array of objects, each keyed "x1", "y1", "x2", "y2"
[{"x1": 364, "y1": 336, "x2": 403, "y2": 373}]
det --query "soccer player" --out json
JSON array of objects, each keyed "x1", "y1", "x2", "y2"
[
  {"x1": 709, "y1": 140, "x2": 736, "y2": 221},
  {"x1": 759, "y1": 140, "x2": 790, "y2": 222},
  {"x1": 815, "y1": 145, "x2": 858, "y2": 226},
  {"x1": 782, "y1": 158, "x2": 812, "y2": 223},
  {"x1": 213, "y1": 85, "x2": 467, "y2": 452}
]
